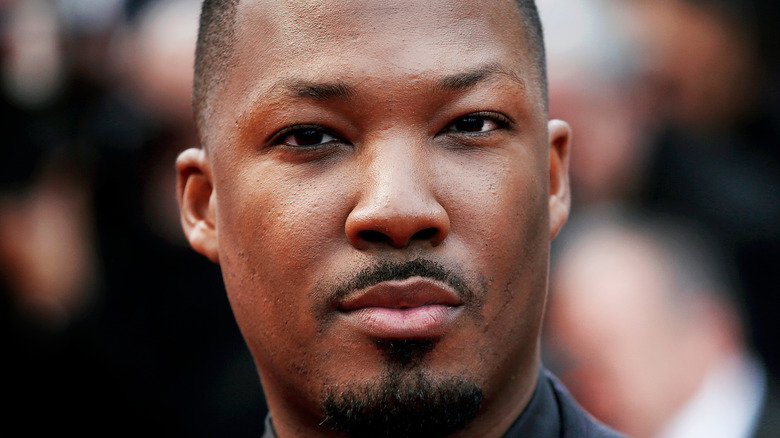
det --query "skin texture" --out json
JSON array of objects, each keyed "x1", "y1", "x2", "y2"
[{"x1": 177, "y1": 0, "x2": 571, "y2": 436}]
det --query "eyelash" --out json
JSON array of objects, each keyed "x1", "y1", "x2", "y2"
[
  {"x1": 441, "y1": 111, "x2": 512, "y2": 134},
  {"x1": 271, "y1": 124, "x2": 344, "y2": 149},
  {"x1": 270, "y1": 111, "x2": 512, "y2": 149}
]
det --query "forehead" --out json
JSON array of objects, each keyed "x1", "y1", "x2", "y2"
[
  {"x1": 204, "y1": 0, "x2": 540, "y2": 141},
  {"x1": 236, "y1": 0, "x2": 524, "y2": 55}
]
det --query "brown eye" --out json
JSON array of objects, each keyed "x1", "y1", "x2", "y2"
[
  {"x1": 454, "y1": 116, "x2": 489, "y2": 132},
  {"x1": 279, "y1": 127, "x2": 338, "y2": 147},
  {"x1": 445, "y1": 112, "x2": 509, "y2": 134}
]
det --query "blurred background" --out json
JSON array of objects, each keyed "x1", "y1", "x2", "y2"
[
  {"x1": 0, "y1": 0, "x2": 777, "y2": 436},
  {"x1": 539, "y1": 0, "x2": 780, "y2": 436},
  {"x1": 0, "y1": 0, "x2": 264, "y2": 435}
]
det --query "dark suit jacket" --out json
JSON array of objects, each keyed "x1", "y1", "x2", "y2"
[{"x1": 502, "y1": 369, "x2": 625, "y2": 438}]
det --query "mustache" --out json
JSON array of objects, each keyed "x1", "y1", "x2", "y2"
[{"x1": 328, "y1": 258, "x2": 477, "y2": 305}]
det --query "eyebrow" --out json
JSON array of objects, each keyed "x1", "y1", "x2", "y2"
[
  {"x1": 278, "y1": 80, "x2": 356, "y2": 100},
  {"x1": 437, "y1": 62, "x2": 527, "y2": 92},
  {"x1": 269, "y1": 62, "x2": 525, "y2": 101}
]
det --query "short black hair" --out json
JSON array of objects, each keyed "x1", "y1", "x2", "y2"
[
  {"x1": 193, "y1": 0, "x2": 240, "y2": 131},
  {"x1": 193, "y1": 0, "x2": 547, "y2": 134}
]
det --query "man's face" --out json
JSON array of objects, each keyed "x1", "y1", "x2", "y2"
[{"x1": 179, "y1": 0, "x2": 570, "y2": 435}]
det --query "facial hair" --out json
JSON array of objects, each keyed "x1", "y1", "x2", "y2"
[
  {"x1": 317, "y1": 258, "x2": 487, "y2": 436},
  {"x1": 321, "y1": 366, "x2": 483, "y2": 438}
]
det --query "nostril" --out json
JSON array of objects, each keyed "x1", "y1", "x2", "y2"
[
  {"x1": 412, "y1": 227, "x2": 437, "y2": 241},
  {"x1": 359, "y1": 230, "x2": 392, "y2": 242}
]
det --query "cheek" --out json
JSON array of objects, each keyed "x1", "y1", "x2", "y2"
[
  {"x1": 443, "y1": 144, "x2": 549, "y2": 283},
  {"x1": 440, "y1": 144, "x2": 551, "y2": 371},
  {"x1": 213, "y1": 161, "x2": 355, "y2": 357}
]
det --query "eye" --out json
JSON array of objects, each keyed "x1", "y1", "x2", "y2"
[
  {"x1": 276, "y1": 125, "x2": 340, "y2": 147},
  {"x1": 444, "y1": 112, "x2": 511, "y2": 134}
]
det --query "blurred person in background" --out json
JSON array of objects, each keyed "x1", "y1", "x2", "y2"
[
  {"x1": 537, "y1": 0, "x2": 656, "y2": 206},
  {"x1": 546, "y1": 209, "x2": 780, "y2": 438},
  {"x1": 542, "y1": 0, "x2": 780, "y2": 381},
  {"x1": 0, "y1": 0, "x2": 107, "y2": 433},
  {"x1": 622, "y1": 0, "x2": 780, "y2": 377},
  {"x1": 0, "y1": 0, "x2": 100, "y2": 326},
  {"x1": 85, "y1": 0, "x2": 265, "y2": 434},
  {"x1": 626, "y1": 0, "x2": 774, "y2": 131},
  {"x1": 1, "y1": 0, "x2": 264, "y2": 434}
]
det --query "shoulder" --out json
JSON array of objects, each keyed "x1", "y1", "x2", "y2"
[{"x1": 543, "y1": 370, "x2": 627, "y2": 438}]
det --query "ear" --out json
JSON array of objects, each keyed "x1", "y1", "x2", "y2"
[
  {"x1": 548, "y1": 120, "x2": 572, "y2": 240},
  {"x1": 176, "y1": 148, "x2": 219, "y2": 263}
]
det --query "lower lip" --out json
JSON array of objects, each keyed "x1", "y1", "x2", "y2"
[{"x1": 340, "y1": 305, "x2": 461, "y2": 339}]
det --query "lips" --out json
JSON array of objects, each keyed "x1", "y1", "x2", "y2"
[{"x1": 337, "y1": 277, "x2": 464, "y2": 339}]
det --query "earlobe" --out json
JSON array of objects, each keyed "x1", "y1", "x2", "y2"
[
  {"x1": 548, "y1": 120, "x2": 572, "y2": 240},
  {"x1": 177, "y1": 148, "x2": 219, "y2": 263}
]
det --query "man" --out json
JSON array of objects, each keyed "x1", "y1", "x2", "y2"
[
  {"x1": 176, "y1": 0, "x2": 622, "y2": 436},
  {"x1": 547, "y1": 210, "x2": 780, "y2": 438}
]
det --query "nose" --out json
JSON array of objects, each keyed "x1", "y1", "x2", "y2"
[{"x1": 345, "y1": 143, "x2": 450, "y2": 250}]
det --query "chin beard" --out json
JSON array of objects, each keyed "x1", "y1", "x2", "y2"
[{"x1": 321, "y1": 340, "x2": 483, "y2": 438}]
